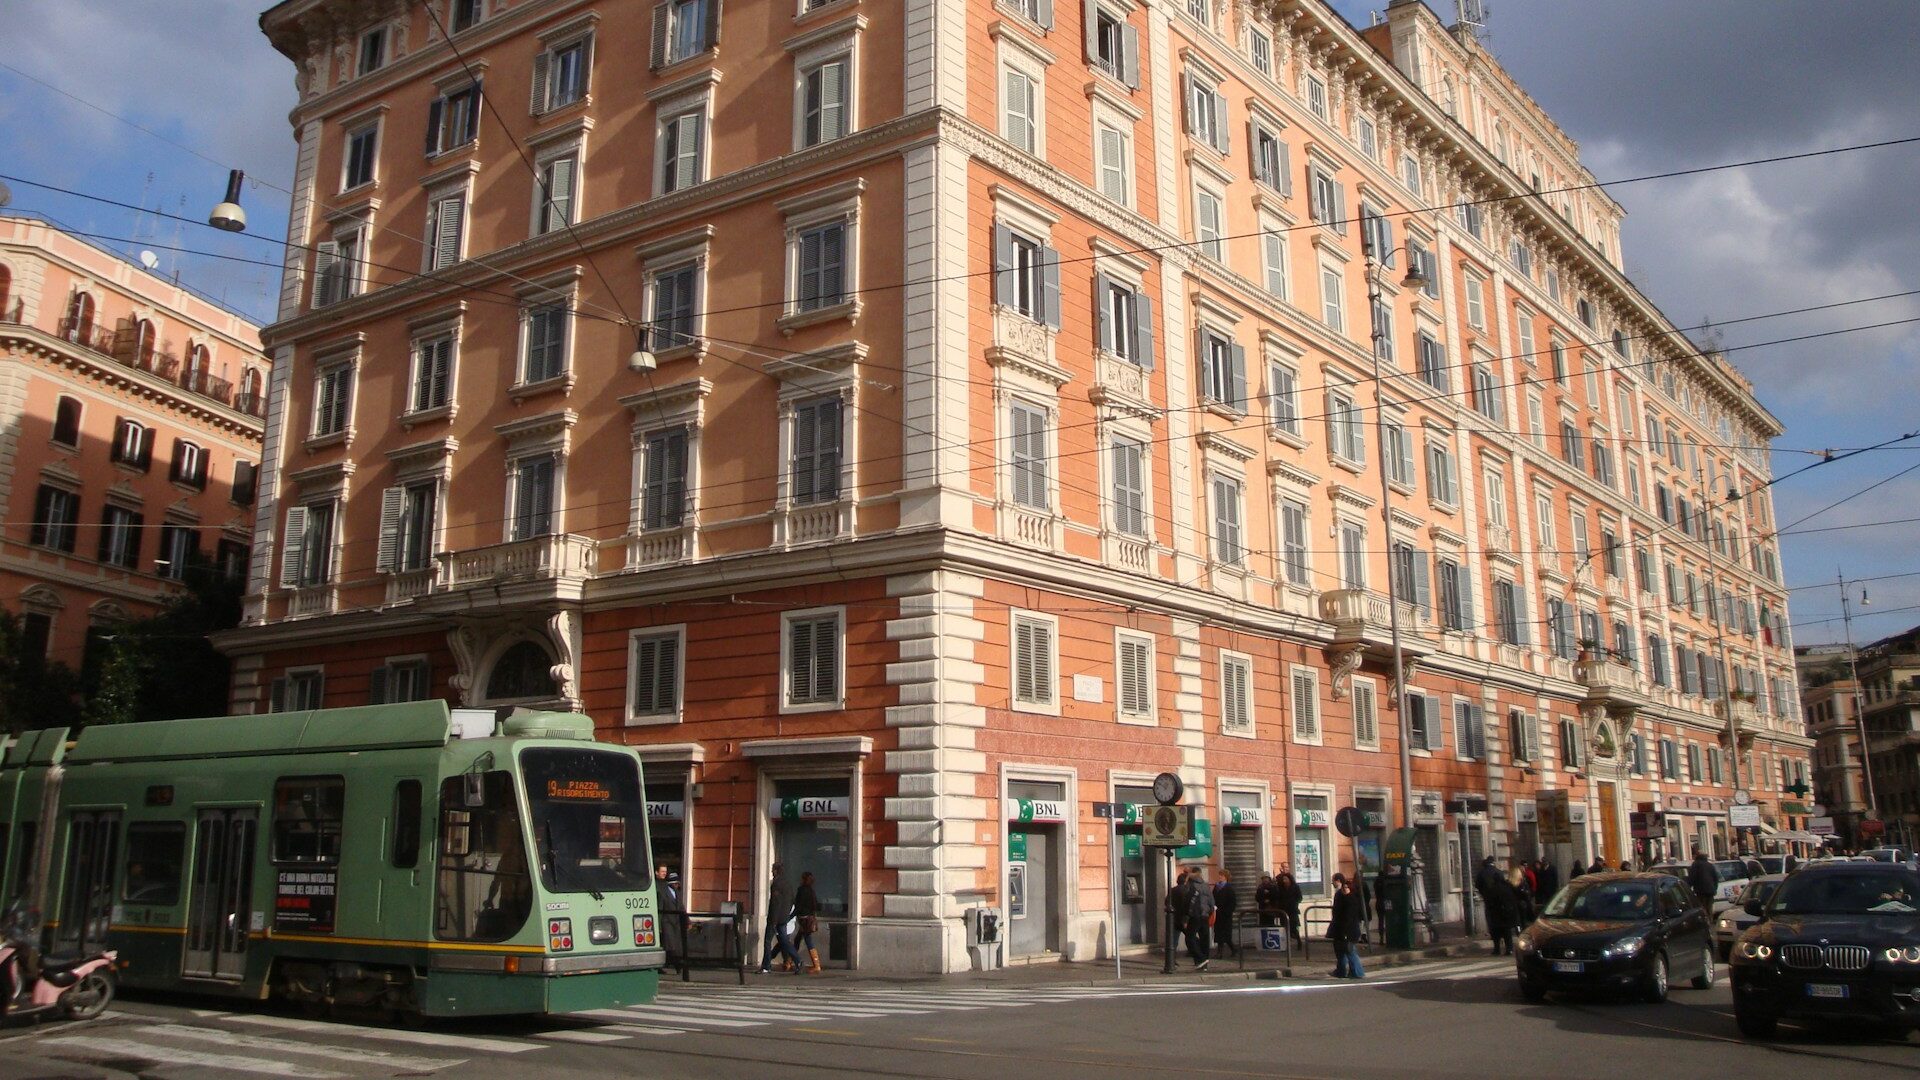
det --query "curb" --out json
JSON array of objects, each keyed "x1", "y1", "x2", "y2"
[{"x1": 0, "y1": 1054, "x2": 140, "y2": 1080}]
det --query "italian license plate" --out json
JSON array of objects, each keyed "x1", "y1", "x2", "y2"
[
  {"x1": 1553, "y1": 961, "x2": 1584, "y2": 974},
  {"x1": 1807, "y1": 984, "x2": 1849, "y2": 999}
]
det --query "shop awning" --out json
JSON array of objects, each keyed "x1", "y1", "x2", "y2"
[{"x1": 1774, "y1": 829, "x2": 1822, "y2": 844}]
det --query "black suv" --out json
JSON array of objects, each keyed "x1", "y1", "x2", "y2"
[
  {"x1": 1729, "y1": 861, "x2": 1920, "y2": 1039},
  {"x1": 1516, "y1": 872, "x2": 1714, "y2": 1003}
]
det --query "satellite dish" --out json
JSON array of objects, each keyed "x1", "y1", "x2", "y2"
[{"x1": 139, "y1": 250, "x2": 160, "y2": 270}]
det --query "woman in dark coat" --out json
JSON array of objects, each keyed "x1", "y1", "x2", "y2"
[
  {"x1": 1276, "y1": 868, "x2": 1304, "y2": 947},
  {"x1": 792, "y1": 871, "x2": 823, "y2": 974},
  {"x1": 1326, "y1": 874, "x2": 1365, "y2": 978},
  {"x1": 1483, "y1": 869, "x2": 1522, "y2": 955}
]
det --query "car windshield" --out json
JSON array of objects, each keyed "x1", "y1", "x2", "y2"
[
  {"x1": 1769, "y1": 871, "x2": 1919, "y2": 916},
  {"x1": 1714, "y1": 861, "x2": 1749, "y2": 881},
  {"x1": 1544, "y1": 880, "x2": 1658, "y2": 921},
  {"x1": 1747, "y1": 880, "x2": 1781, "y2": 907},
  {"x1": 521, "y1": 748, "x2": 652, "y2": 896},
  {"x1": 1755, "y1": 856, "x2": 1790, "y2": 874}
]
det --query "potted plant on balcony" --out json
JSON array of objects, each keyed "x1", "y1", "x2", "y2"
[
  {"x1": 1576, "y1": 638, "x2": 1602, "y2": 663},
  {"x1": 1729, "y1": 689, "x2": 1756, "y2": 703}
]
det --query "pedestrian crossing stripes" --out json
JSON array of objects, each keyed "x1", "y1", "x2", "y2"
[{"x1": 25, "y1": 958, "x2": 1516, "y2": 1076}]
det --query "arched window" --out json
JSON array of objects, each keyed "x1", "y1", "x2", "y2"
[
  {"x1": 135, "y1": 319, "x2": 156, "y2": 368},
  {"x1": 241, "y1": 367, "x2": 262, "y2": 397},
  {"x1": 184, "y1": 341, "x2": 210, "y2": 389},
  {"x1": 0, "y1": 263, "x2": 12, "y2": 321},
  {"x1": 486, "y1": 640, "x2": 557, "y2": 700},
  {"x1": 65, "y1": 290, "x2": 95, "y2": 342}
]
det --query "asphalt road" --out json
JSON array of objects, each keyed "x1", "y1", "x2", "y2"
[{"x1": 4, "y1": 957, "x2": 1915, "y2": 1079}]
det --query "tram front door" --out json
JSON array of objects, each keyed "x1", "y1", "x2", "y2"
[{"x1": 184, "y1": 808, "x2": 257, "y2": 980}]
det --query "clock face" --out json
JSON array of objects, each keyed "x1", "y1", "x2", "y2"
[{"x1": 1153, "y1": 772, "x2": 1183, "y2": 806}]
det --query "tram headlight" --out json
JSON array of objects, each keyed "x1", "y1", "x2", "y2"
[
  {"x1": 633, "y1": 914, "x2": 657, "y2": 947},
  {"x1": 549, "y1": 917, "x2": 574, "y2": 951}
]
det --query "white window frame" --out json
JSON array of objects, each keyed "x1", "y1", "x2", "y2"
[
  {"x1": 1194, "y1": 184, "x2": 1225, "y2": 262},
  {"x1": 626, "y1": 625, "x2": 687, "y2": 725},
  {"x1": 1010, "y1": 609, "x2": 1061, "y2": 716},
  {"x1": 406, "y1": 328, "x2": 458, "y2": 418},
  {"x1": 341, "y1": 120, "x2": 380, "y2": 192},
  {"x1": 789, "y1": 19, "x2": 861, "y2": 151},
  {"x1": 1105, "y1": 428, "x2": 1150, "y2": 539},
  {"x1": 1115, "y1": 629, "x2": 1156, "y2": 725},
  {"x1": 1289, "y1": 664, "x2": 1322, "y2": 746},
  {"x1": 311, "y1": 357, "x2": 355, "y2": 439},
  {"x1": 1464, "y1": 272, "x2": 1486, "y2": 330},
  {"x1": 998, "y1": 41, "x2": 1047, "y2": 156},
  {"x1": 780, "y1": 605, "x2": 845, "y2": 714},
  {"x1": 1220, "y1": 649, "x2": 1255, "y2": 737},
  {"x1": 1319, "y1": 262, "x2": 1345, "y2": 331},
  {"x1": 532, "y1": 20, "x2": 595, "y2": 115},
  {"x1": 424, "y1": 180, "x2": 470, "y2": 272},
  {"x1": 1209, "y1": 469, "x2": 1245, "y2": 568},
  {"x1": 1006, "y1": 396, "x2": 1055, "y2": 513},
  {"x1": 1352, "y1": 676, "x2": 1380, "y2": 750},
  {"x1": 1259, "y1": 213, "x2": 1288, "y2": 299},
  {"x1": 778, "y1": 182, "x2": 862, "y2": 327}
]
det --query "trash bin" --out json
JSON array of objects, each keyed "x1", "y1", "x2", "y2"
[{"x1": 1381, "y1": 827, "x2": 1419, "y2": 949}]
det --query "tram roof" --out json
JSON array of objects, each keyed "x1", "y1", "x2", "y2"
[{"x1": 62, "y1": 701, "x2": 455, "y2": 765}]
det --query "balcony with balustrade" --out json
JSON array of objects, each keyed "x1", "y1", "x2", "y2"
[
  {"x1": 1577, "y1": 653, "x2": 1650, "y2": 713},
  {"x1": 423, "y1": 533, "x2": 599, "y2": 607},
  {"x1": 27, "y1": 315, "x2": 264, "y2": 419},
  {"x1": 1319, "y1": 588, "x2": 1436, "y2": 659}
]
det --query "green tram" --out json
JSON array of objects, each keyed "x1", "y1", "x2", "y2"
[{"x1": 0, "y1": 702, "x2": 665, "y2": 1017}]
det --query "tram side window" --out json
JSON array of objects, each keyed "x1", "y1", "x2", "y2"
[
  {"x1": 273, "y1": 777, "x2": 345, "y2": 864},
  {"x1": 391, "y1": 780, "x2": 422, "y2": 869},
  {"x1": 436, "y1": 772, "x2": 531, "y2": 943},
  {"x1": 7, "y1": 822, "x2": 35, "y2": 906},
  {"x1": 123, "y1": 823, "x2": 187, "y2": 906}
]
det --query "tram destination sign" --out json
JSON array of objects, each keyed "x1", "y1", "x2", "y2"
[{"x1": 546, "y1": 779, "x2": 613, "y2": 801}]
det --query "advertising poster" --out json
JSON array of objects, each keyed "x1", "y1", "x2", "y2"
[{"x1": 1293, "y1": 837, "x2": 1323, "y2": 885}]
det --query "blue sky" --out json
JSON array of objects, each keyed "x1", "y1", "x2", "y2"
[{"x1": 2, "y1": 0, "x2": 1914, "y2": 647}]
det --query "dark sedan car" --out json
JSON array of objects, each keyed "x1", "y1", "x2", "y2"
[
  {"x1": 1729, "y1": 862, "x2": 1920, "y2": 1039},
  {"x1": 1516, "y1": 872, "x2": 1715, "y2": 1003}
]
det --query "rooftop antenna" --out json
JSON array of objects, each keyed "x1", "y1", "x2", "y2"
[{"x1": 1455, "y1": 0, "x2": 1489, "y2": 40}]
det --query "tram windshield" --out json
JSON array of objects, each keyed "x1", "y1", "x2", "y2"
[{"x1": 521, "y1": 749, "x2": 651, "y2": 896}]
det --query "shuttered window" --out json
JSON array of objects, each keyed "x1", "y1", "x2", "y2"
[
  {"x1": 29, "y1": 486, "x2": 79, "y2": 552},
  {"x1": 660, "y1": 110, "x2": 703, "y2": 194},
  {"x1": 98, "y1": 504, "x2": 142, "y2": 569},
  {"x1": 795, "y1": 222, "x2": 847, "y2": 312},
  {"x1": 790, "y1": 398, "x2": 843, "y2": 506},
  {"x1": 532, "y1": 37, "x2": 591, "y2": 114},
  {"x1": 1221, "y1": 653, "x2": 1253, "y2": 735},
  {"x1": 992, "y1": 224, "x2": 1061, "y2": 327},
  {"x1": 630, "y1": 631, "x2": 681, "y2": 718},
  {"x1": 1086, "y1": 2, "x2": 1138, "y2": 86},
  {"x1": 1003, "y1": 68, "x2": 1038, "y2": 153},
  {"x1": 641, "y1": 427, "x2": 690, "y2": 530},
  {"x1": 1211, "y1": 475, "x2": 1242, "y2": 566},
  {"x1": 313, "y1": 363, "x2": 353, "y2": 436},
  {"x1": 801, "y1": 58, "x2": 849, "y2": 146},
  {"x1": 652, "y1": 0, "x2": 716, "y2": 70},
  {"x1": 1353, "y1": 680, "x2": 1378, "y2": 747},
  {"x1": 1097, "y1": 123, "x2": 1129, "y2": 204},
  {"x1": 1109, "y1": 437, "x2": 1145, "y2": 536},
  {"x1": 1455, "y1": 701, "x2": 1486, "y2": 760},
  {"x1": 649, "y1": 265, "x2": 698, "y2": 352},
  {"x1": 1013, "y1": 615, "x2": 1055, "y2": 707},
  {"x1": 1280, "y1": 500, "x2": 1309, "y2": 586},
  {"x1": 424, "y1": 81, "x2": 481, "y2": 155},
  {"x1": 511, "y1": 455, "x2": 557, "y2": 540},
  {"x1": 369, "y1": 660, "x2": 430, "y2": 705},
  {"x1": 524, "y1": 303, "x2": 569, "y2": 383},
  {"x1": 410, "y1": 334, "x2": 453, "y2": 413},
  {"x1": 1198, "y1": 329, "x2": 1246, "y2": 411},
  {"x1": 1117, "y1": 634, "x2": 1153, "y2": 719},
  {"x1": 1009, "y1": 403, "x2": 1049, "y2": 510},
  {"x1": 1269, "y1": 363, "x2": 1299, "y2": 435},
  {"x1": 785, "y1": 612, "x2": 841, "y2": 707},
  {"x1": 426, "y1": 191, "x2": 465, "y2": 270},
  {"x1": 537, "y1": 153, "x2": 577, "y2": 233},
  {"x1": 1093, "y1": 274, "x2": 1152, "y2": 367},
  {"x1": 1291, "y1": 669, "x2": 1319, "y2": 741}
]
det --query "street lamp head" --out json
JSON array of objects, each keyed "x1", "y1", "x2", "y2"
[
  {"x1": 208, "y1": 169, "x2": 247, "y2": 233},
  {"x1": 1399, "y1": 266, "x2": 1430, "y2": 291}
]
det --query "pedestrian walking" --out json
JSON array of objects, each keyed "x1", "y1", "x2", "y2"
[
  {"x1": 1255, "y1": 873, "x2": 1279, "y2": 929},
  {"x1": 1276, "y1": 866, "x2": 1304, "y2": 948},
  {"x1": 1168, "y1": 868, "x2": 1191, "y2": 936},
  {"x1": 1182, "y1": 867, "x2": 1215, "y2": 970},
  {"x1": 1483, "y1": 869, "x2": 1521, "y2": 955},
  {"x1": 1586, "y1": 858, "x2": 1609, "y2": 875},
  {"x1": 792, "y1": 871, "x2": 823, "y2": 974},
  {"x1": 1327, "y1": 873, "x2": 1365, "y2": 979},
  {"x1": 1686, "y1": 850, "x2": 1718, "y2": 910},
  {"x1": 1212, "y1": 869, "x2": 1239, "y2": 958},
  {"x1": 758, "y1": 863, "x2": 803, "y2": 974},
  {"x1": 656, "y1": 865, "x2": 683, "y2": 962}
]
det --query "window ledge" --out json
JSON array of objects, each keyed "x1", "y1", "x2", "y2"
[
  {"x1": 401, "y1": 403, "x2": 455, "y2": 430},
  {"x1": 424, "y1": 139, "x2": 478, "y2": 165},
  {"x1": 650, "y1": 341, "x2": 707, "y2": 366},
  {"x1": 1330, "y1": 455, "x2": 1365, "y2": 476},
  {"x1": 532, "y1": 95, "x2": 593, "y2": 125},
  {"x1": 777, "y1": 299, "x2": 861, "y2": 337},
  {"x1": 1387, "y1": 479, "x2": 1414, "y2": 497},
  {"x1": 304, "y1": 429, "x2": 353, "y2": 454},
  {"x1": 509, "y1": 372, "x2": 576, "y2": 404},
  {"x1": 112, "y1": 462, "x2": 152, "y2": 477},
  {"x1": 623, "y1": 711, "x2": 683, "y2": 728},
  {"x1": 171, "y1": 481, "x2": 209, "y2": 496},
  {"x1": 1010, "y1": 698, "x2": 1063, "y2": 718},
  {"x1": 654, "y1": 47, "x2": 719, "y2": 81},
  {"x1": 1268, "y1": 427, "x2": 1308, "y2": 450},
  {"x1": 989, "y1": 0, "x2": 1051, "y2": 39},
  {"x1": 1202, "y1": 401, "x2": 1247, "y2": 422},
  {"x1": 1429, "y1": 498, "x2": 1460, "y2": 515},
  {"x1": 777, "y1": 698, "x2": 844, "y2": 717},
  {"x1": 796, "y1": 0, "x2": 858, "y2": 24}
]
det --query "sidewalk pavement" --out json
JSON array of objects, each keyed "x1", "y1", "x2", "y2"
[{"x1": 675, "y1": 922, "x2": 1499, "y2": 990}]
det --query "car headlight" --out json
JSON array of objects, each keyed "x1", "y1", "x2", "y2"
[
  {"x1": 1738, "y1": 941, "x2": 1773, "y2": 960},
  {"x1": 1604, "y1": 935, "x2": 1646, "y2": 958},
  {"x1": 1715, "y1": 918, "x2": 1735, "y2": 931},
  {"x1": 1516, "y1": 935, "x2": 1536, "y2": 953},
  {"x1": 1882, "y1": 946, "x2": 1920, "y2": 964}
]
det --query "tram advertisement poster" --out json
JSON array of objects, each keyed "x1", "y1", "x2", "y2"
[{"x1": 275, "y1": 868, "x2": 338, "y2": 932}]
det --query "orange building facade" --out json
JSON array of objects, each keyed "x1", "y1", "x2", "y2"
[
  {"x1": 1, "y1": 215, "x2": 265, "y2": 679},
  {"x1": 231, "y1": 0, "x2": 1809, "y2": 971}
]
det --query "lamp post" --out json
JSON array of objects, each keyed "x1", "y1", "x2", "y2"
[
  {"x1": 1363, "y1": 239, "x2": 1429, "y2": 830},
  {"x1": 1839, "y1": 571, "x2": 1881, "y2": 844}
]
